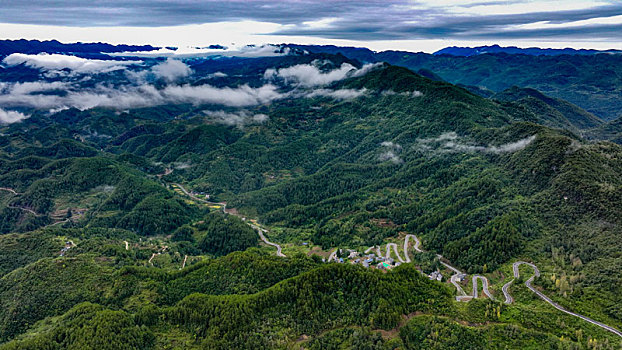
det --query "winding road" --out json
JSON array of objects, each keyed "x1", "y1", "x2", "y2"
[
  {"x1": 0, "y1": 187, "x2": 19, "y2": 195},
  {"x1": 181, "y1": 255, "x2": 188, "y2": 269},
  {"x1": 7, "y1": 204, "x2": 41, "y2": 216},
  {"x1": 403, "y1": 234, "x2": 422, "y2": 263},
  {"x1": 512, "y1": 262, "x2": 622, "y2": 338},
  {"x1": 391, "y1": 235, "x2": 621, "y2": 338},
  {"x1": 174, "y1": 183, "x2": 227, "y2": 213},
  {"x1": 364, "y1": 246, "x2": 376, "y2": 254},
  {"x1": 502, "y1": 279, "x2": 514, "y2": 304},
  {"x1": 251, "y1": 224, "x2": 286, "y2": 257},
  {"x1": 175, "y1": 183, "x2": 285, "y2": 257},
  {"x1": 472, "y1": 275, "x2": 494, "y2": 300},
  {"x1": 385, "y1": 243, "x2": 406, "y2": 263},
  {"x1": 172, "y1": 182, "x2": 622, "y2": 338},
  {"x1": 1, "y1": 188, "x2": 41, "y2": 216}
]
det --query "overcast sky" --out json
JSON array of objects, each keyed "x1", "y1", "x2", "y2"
[{"x1": 0, "y1": 0, "x2": 621, "y2": 53}]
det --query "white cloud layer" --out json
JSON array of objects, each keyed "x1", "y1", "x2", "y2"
[
  {"x1": 382, "y1": 90, "x2": 424, "y2": 98},
  {"x1": 0, "y1": 81, "x2": 70, "y2": 95},
  {"x1": 0, "y1": 58, "x2": 375, "y2": 113},
  {"x1": 163, "y1": 84, "x2": 282, "y2": 106},
  {"x1": 416, "y1": 132, "x2": 536, "y2": 154},
  {"x1": 151, "y1": 59, "x2": 192, "y2": 82},
  {"x1": 111, "y1": 44, "x2": 290, "y2": 58},
  {"x1": 206, "y1": 72, "x2": 227, "y2": 79},
  {"x1": 0, "y1": 81, "x2": 285, "y2": 111},
  {"x1": 2, "y1": 53, "x2": 140, "y2": 74},
  {"x1": 264, "y1": 61, "x2": 381, "y2": 87},
  {"x1": 204, "y1": 110, "x2": 269, "y2": 126},
  {"x1": 0, "y1": 108, "x2": 29, "y2": 124},
  {"x1": 304, "y1": 88, "x2": 367, "y2": 100},
  {"x1": 379, "y1": 141, "x2": 403, "y2": 164}
]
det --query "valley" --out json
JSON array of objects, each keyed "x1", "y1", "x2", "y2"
[{"x1": 0, "y1": 40, "x2": 621, "y2": 349}]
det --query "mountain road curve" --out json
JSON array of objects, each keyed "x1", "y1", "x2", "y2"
[
  {"x1": 395, "y1": 235, "x2": 621, "y2": 338},
  {"x1": 252, "y1": 224, "x2": 286, "y2": 257},
  {"x1": 171, "y1": 182, "x2": 622, "y2": 338},
  {"x1": 513, "y1": 262, "x2": 622, "y2": 338},
  {"x1": 502, "y1": 279, "x2": 514, "y2": 304},
  {"x1": 175, "y1": 183, "x2": 286, "y2": 257}
]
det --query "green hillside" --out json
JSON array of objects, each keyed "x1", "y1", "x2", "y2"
[{"x1": 1, "y1": 60, "x2": 621, "y2": 349}]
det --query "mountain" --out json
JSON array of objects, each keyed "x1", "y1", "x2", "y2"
[
  {"x1": 587, "y1": 116, "x2": 622, "y2": 144},
  {"x1": 1, "y1": 50, "x2": 621, "y2": 348},
  {"x1": 285, "y1": 44, "x2": 622, "y2": 121},
  {"x1": 0, "y1": 39, "x2": 158, "y2": 56},
  {"x1": 434, "y1": 44, "x2": 622, "y2": 56},
  {"x1": 493, "y1": 86, "x2": 603, "y2": 131}
]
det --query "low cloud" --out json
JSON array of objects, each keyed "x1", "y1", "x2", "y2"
[
  {"x1": 173, "y1": 162, "x2": 192, "y2": 170},
  {"x1": 0, "y1": 81, "x2": 70, "y2": 95},
  {"x1": 206, "y1": 72, "x2": 227, "y2": 79},
  {"x1": 2, "y1": 53, "x2": 140, "y2": 75},
  {"x1": 382, "y1": 90, "x2": 424, "y2": 98},
  {"x1": 111, "y1": 45, "x2": 290, "y2": 58},
  {"x1": 0, "y1": 82, "x2": 285, "y2": 110},
  {"x1": 304, "y1": 88, "x2": 367, "y2": 100},
  {"x1": 0, "y1": 108, "x2": 29, "y2": 124},
  {"x1": 0, "y1": 77, "x2": 369, "y2": 111},
  {"x1": 264, "y1": 61, "x2": 380, "y2": 87},
  {"x1": 203, "y1": 110, "x2": 269, "y2": 127},
  {"x1": 163, "y1": 84, "x2": 282, "y2": 106},
  {"x1": 379, "y1": 141, "x2": 403, "y2": 164},
  {"x1": 416, "y1": 132, "x2": 536, "y2": 154},
  {"x1": 380, "y1": 141, "x2": 403, "y2": 150},
  {"x1": 151, "y1": 59, "x2": 192, "y2": 82}
]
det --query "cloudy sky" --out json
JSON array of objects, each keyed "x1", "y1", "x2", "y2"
[{"x1": 1, "y1": 0, "x2": 621, "y2": 52}]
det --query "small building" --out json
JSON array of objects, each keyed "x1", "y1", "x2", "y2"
[{"x1": 429, "y1": 271, "x2": 442, "y2": 281}]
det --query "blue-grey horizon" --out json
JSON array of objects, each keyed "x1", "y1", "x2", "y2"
[{"x1": 0, "y1": 0, "x2": 621, "y2": 52}]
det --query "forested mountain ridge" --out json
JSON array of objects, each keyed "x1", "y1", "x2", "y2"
[
  {"x1": 434, "y1": 44, "x2": 622, "y2": 56},
  {"x1": 286, "y1": 44, "x2": 622, "y2": 121},
  {"x1": 0, "y1": 49, "x2": 621, "y2": 349}
]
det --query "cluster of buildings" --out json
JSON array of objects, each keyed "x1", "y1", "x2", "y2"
[
  {"x1": 190, "y1": 190, "x2": 210, "y2": 200},
  {"x1": 59, "y1": 241, "x2": 74, "y2": 257},
  {"x1": 428, "y1": 270, "x2": 443, "y2": 281},
  {"x1": 324, "y1": 249, "x2": 402, "y2": 270}
]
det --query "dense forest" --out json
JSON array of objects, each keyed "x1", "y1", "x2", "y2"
[{"x1": 0, "y1": 47, "x2": 621, "y2": 349}]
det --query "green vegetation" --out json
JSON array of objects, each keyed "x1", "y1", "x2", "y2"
[
  {"x1": 197, "y1": 213, "x2": 259, "y2": 256},
  {"x1": 1, "y1": 303, "x2": 154, "y2": 350},
  {"x1": 1, "y1": 57, "x2": 622, "y2": 348}
]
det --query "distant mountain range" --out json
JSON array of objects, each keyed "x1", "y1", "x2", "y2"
[
  {"x1": 2, "y1": 40, "x2": 620, "y2": 58},
  {"x1": 0, "y1": 39, "x2": 158, "y2": 56},
  {"x1": 434, "y1": 44, "x2": 622, "y2": 56}
]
